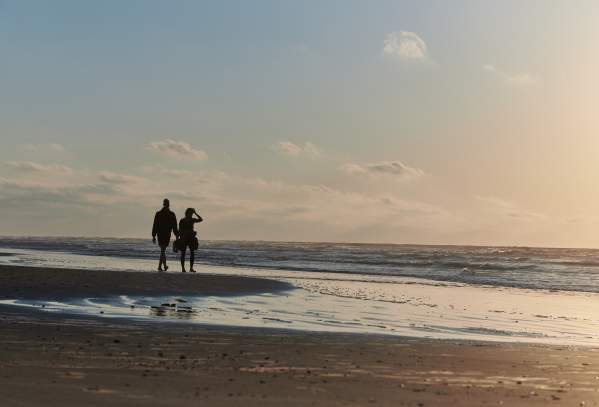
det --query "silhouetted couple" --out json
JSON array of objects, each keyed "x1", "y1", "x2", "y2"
[{"x1": 152, "y1": 199, "x2": 203, "y2": 273}]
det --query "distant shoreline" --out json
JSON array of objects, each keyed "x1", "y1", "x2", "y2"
[{"x1": 2, "y1": 234, "x2": 598, "y2": 251}]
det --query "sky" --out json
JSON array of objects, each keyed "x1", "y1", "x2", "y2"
[{"x1": 1, "y1": 0, "x2": 599, "y2": 247}]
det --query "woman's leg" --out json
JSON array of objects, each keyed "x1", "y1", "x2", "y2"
[
  {"x1": 180, "y1": 246, "x2": 187, "y2": 272},
  {"x1": 190, "y1": 250, "x2": 195, "y2": 272}
]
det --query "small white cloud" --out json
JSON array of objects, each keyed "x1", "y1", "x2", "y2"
[
  {"x1": 20, "y1": 143, "x2": 65, "y2": 153},
  {"x1": 98, "y1": 171, "x2": 145, "y2": 185},
  {"x1": 5, "y1": 161, "x2": 73, "y2": 175},
  {"x1": 149, "y1": 139, "x2": 207, "y2": 160},
  {"x1": 383, "y1": 31, "x2": 428, "y2": 60},
  {"x1": 276, "y1": 141, "x2": 321, "y2": 157},
  {"x1": 341, "y1": 161, "x2": 424, "y2": 179},
  {"x1": 484, "y1": 64, "x2": 540, "y2": 87}
]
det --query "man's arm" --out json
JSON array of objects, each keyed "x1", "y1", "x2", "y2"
[
  {"x1": 152, "y1": 213, "x2": 158, "y2": 241},
  {"x1": 171, "y1": 213, "x2": 179, "y2": 237},
  {"x1": 193, "y1": 210, "x2": 203, "y2": 223}
]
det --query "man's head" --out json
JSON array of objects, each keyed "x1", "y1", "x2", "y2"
[{"x1": 163, "y1": 198, "x2": 170, "y2": 209}]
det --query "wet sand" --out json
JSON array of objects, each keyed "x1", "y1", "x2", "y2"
[
  {"x1": 1, "y1": 265, "x2": 599, "y2": 406},
  {"x1": 0, "y1": 265, "x2": 291, "y2": 299}
]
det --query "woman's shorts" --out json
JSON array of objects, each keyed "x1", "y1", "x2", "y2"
[{"x1": 175, "y1": 237, "x2": 199, "y2": 251}]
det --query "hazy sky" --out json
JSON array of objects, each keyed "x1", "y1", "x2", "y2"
[{"x1": 1, "y1": 1, "x2": 599, "y2": 247}]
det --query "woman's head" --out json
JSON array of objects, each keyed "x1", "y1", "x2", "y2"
[{"x1": 185, "y1": 208, "x2": 194, "y2": 218}]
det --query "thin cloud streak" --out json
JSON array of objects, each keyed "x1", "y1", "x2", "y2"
[
  {"x1": 149, "y1": 139, "x2": 208, "y2": 160},
  {"x1": 98, "y1": 171, "x2": 146, "y2": 185},
  {"x1": 276, "y1": 141, "x2": 321, "y2": 157},
  {"x1": 340, "y1": 161, "x2": 425, "y2": 179},
  {"x1": 20, "y1": 143, "x2": 65, "y2": 153},
  {"x1": 5, "y1": 161, "x2": 73, "y2": 175},
  {"x1": 475, "y1": 195, "x2": 544, "y2": 221},
  {"x1": 483, "y1": 64, "x2": 540, "y2": 87}
]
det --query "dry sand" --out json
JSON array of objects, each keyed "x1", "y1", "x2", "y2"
[{"x1": 1, "y1": 265, "x2": 598, "y2": 406}]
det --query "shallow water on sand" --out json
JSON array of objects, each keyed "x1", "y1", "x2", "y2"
[{"x1": 1, "y1": 248, "x2": 599, "y2": 346}]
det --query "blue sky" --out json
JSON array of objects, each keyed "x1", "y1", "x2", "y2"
[{"x1": 1, "y1": 1, "x2": 599, "y2": 246}]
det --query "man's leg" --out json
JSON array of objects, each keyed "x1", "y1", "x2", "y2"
[
  {"x1": 157, "y1": 247, "x2": 164, "y2": 271},
  {"x1": 160, "y1": 246, "x2": 167, "y2": 270},
  {"x1": 190, "y1": 250, "x2": 195, "y2": 272}
]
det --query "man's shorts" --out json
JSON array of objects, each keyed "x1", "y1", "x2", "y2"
[{"x1": 157, "y1": 234, "x2": 171, "y2": 248}]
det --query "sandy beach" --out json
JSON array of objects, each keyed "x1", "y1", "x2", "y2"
[
  {"x1": 1, "y1": 266, "x2": 598, "y2": 406},
  {"x1": 2, "y1": 306, "x2": 599, "y2": 407}
]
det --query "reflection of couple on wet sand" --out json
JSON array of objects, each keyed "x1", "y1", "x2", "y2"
[{"x1": 152, "y1": 198, "x2": 203, "y2": 273}]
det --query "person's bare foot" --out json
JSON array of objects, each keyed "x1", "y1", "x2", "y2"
[
  {"x1": 157, "y1": 267, "x2": 164, "y2": 272},
  {"x1": 164, "y1": 265, "x2": 169, "y2": 272},
  {"x1": 190, "y1": 269, "x2": 196, "y2": 273},
  {"x1": 181, "y1": 268, "x2": 187, "y2": 273}
]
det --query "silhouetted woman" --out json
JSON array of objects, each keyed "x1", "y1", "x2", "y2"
[{"x1": 178, "y1": 208, "x2": 203, "y2": 272}]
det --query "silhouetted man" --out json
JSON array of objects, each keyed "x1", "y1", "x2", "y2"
[{"x1": 152, "y1": 198, "x2": 178, "y2": 272}]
